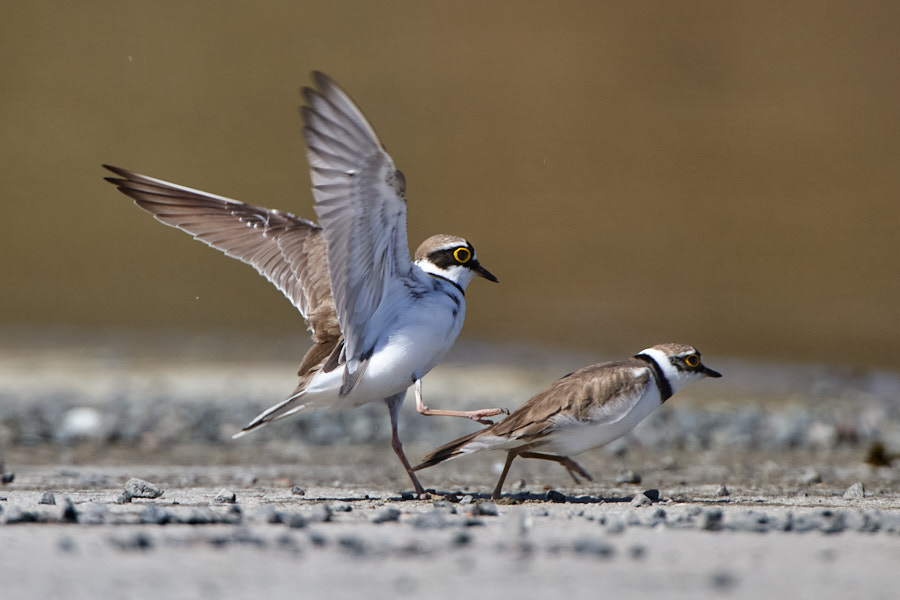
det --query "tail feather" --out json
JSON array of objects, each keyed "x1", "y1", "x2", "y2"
[
  {"x1": 412, "y1": 429, "x2": 485, "y2": 471},
  {"x1": 231, "y1": 391, "x2": 308, "y2": 439}
]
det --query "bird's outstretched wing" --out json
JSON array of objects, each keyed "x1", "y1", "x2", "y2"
[
  {"x1": 300, "y1": 72, "x2": 414, "y2": 394},
  {"x1": 103, "y1": 165, "x2": 339, "y2": 342}
]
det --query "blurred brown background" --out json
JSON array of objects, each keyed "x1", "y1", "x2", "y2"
[{"x1": 2, "y1": 1, "x2": 898, "y2": 369}]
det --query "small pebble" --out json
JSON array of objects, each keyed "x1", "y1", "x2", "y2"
[
  {"x1": 2, "y1": 472, "x2": 15, "y2": 484},
  {"x1": 630, "y1": 492, "x2": 653, "y2": 507},
  {"x1": 546, "y1": 490, "x2": 566, "y2": 503},
  {"x1": 290, "y1": 486, "x2": 306, "y2": 496},
  {"x1": 109, "y1": 531, "x2": 154, "y2": 551},
  {"x1": 472, "y1": 502, "x2": 499, "y2": 516},
  {"x1": 124, "y1": 478, "x2": 164, "y2": 499},
  {"x1": 60, "y1": 497, "x2": 78, "y2": 523},
  {"x1": 459, "y1": 495, "x2": 474, "y2": 505},
  {"x1": 617, "y1": 470, "x2": 642, "y2": 485},
  {"x1": 642, "y1": 489, "x2": 660, "y2": 501},
  {"x1": 798, "y1": 468, "x2": 822, "y2": 485},
  {"x1": 371, "y1": 507, "x2": 401, "y2": 524},
  {"x1": 410, "y1": 510, "x2": 448, "y2": 530},
  {"x1": 140, "y1": 504, "x2": 173, "y2": 525},
  {"x1": 57, "y1": 536, "x2": 77, "y2": 553},
  {"x1": 39, "y1": 492, "x2": 56, "y2": 505},
  {"x1": 715, "y1": 485, "x2": 730, "y2": 497},
  {"x1": 285, "y1": 513, "x2": 308, "y2": 529},
  {"x1": 843, "y1": 482, "x2": 865, "y2": 500},
  {"x1": 572, "y1": 536, "x2": 615, "y2": 558},
  {"x1": 79, "y1": 503, "x2": 110, "y2": 525},
  {"x1": 213, "y1": 489, "x2": 237, "y2": 504},
  {"x1": 309, "y1": 503, "x2": 332, "y2": 523}
]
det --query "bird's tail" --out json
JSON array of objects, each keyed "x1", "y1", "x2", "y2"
[
  {"x1": 231, "y1": 389, "x2": 308, "y2": 439},
  {"x1": 412, "y1": 428, "x2": 486, "y2": 471}
]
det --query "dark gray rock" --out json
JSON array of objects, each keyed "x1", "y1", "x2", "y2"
[
  {"x1": 39, "y1": 492, "x2": 56, "y2": 505},
  {"x1": 290, "y1": 486, "x2": 305, "y2": 496},
  {"x1": 715, "y1": 485, "x2": 730, "y2": 497},
  {"x1": 60, "y1": 496, "x2": 78, "y2": 523},
  {"x1": 546, "y1": 490, "x2": 566, "y2": 503}
]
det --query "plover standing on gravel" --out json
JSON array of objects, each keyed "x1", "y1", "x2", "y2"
[
  {"x1": 105, "y1": 72, "x2": 505, "y2": 494},
  {"x1": 414, "y1": 343, "x2": 721, "y2": 498}
]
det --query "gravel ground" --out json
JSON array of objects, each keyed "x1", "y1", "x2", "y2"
[
  {"x1": 2, "y1": 332, "x2": 900, "y2": 598},
  {"x1": 2, "y1": 456, "x2": 900, "y2": 600}
]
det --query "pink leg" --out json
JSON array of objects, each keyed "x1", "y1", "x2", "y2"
[
  {"x1": 385, "y1": 394, "x2": 425, "y2": 495},
  {"x1": 519, "y1": 451, "x2": 594, "y2": 484},
  {"x1": 413, "y1": 378, "x2": 508, "y2": 425}
]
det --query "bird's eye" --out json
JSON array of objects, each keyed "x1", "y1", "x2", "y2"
[
  {"x1": 685, "y1": 354, "x2": 700, "y2": 368},
  {"x1": 454, "y1": 247, "x2": 472, "y2": 264}
]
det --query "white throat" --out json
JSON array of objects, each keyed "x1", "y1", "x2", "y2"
[{"x1": 415, "y1": 261, "x2": 475, "y2": 291}]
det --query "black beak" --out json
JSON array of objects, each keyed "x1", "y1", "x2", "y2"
[
  {"x1": 472, "y1": 261, "x2": 499, "y2": 283},
  {"x1": 701, "y1": 365, "x2": 722, "y2": 378}
]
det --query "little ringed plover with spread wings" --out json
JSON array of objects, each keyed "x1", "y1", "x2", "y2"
[
  {"x1": 413, "y1": 343, "x2": 721, "y2": 499},
  {"x1": 104, "y1": 72, "x2": 505, "y2": 494}
]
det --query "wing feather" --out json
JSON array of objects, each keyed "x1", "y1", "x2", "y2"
[
  {"x1": 299, "y1": 72, "x2": 414, "y2": 383},
  {"x1": 103, "y1": 165, "x2": 339, "y2": 341}
]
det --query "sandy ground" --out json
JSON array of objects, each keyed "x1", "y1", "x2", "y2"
[{"x1": 2, "y1": 446, "x2": 900, "y2": 600}]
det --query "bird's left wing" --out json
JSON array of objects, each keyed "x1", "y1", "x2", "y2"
[{"x1": 300, "y1": 72, "x2": 414, "y2": 394}]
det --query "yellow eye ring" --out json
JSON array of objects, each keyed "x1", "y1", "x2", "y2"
[
  {"x1": 685, "y1": 354, "x2": 700, "y2": 368},
  {"x1": 454, "y1": 247, "x2": 472, "y2": 264}
]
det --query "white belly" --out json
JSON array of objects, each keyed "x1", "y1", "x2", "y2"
[
  {"x1": 539, "y1": 389, "x2": 663, "y2": 456},
  {"x1": 302, "y1": 293, "x2": 465, "y2": 408}
]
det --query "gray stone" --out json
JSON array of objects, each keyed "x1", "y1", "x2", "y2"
[
  {"x1": 124, "y1": 478, "x2": 164, "y2": 499},
  {"x1": 371, "y1": 507, "x2": 401, "y2": 524},
  {"x1": 715, "y1": 485, "x2": 730, "y2": 497},
  {"x1": 290, "y1": 486, "x2": 306, "y2": 496},
  {"x1": 39, "y1": 492, "x2": 56, "y2": 505},
  {"x1": 213, "y1": 489, "x2": 237, "y2": 504},
  {"x1": 109, "y1": 531, "x2": 153, "y2": 551},
  {"x1": 630, "y1": 492, "x2": 653, "y2": 507},
  {"x1": 79, "y1": 503, "x2": 110, "y2": 525},
  {"x1": 798, "y1": 468, "x2": 823, "y2": 485},
  {"x1": 700, "y1": 508, "x2": 724, "y2": 531},
  {"x1": 60, "y1": 496, "x2": 78, "y2": 523},
  {"x1": 473, "y1": 502, "x2": 499, "y2": 516},
  {"x1": 572, "y1": 536, "x2": 615, "y2": 558},
  {"x1": 140, "y1": 504, "x2": 173, "y2": 525},
  {"x1": 410, "y1": 510, "x2": 449, "y2": 530},
  {"x1": 843, "y1": 482, "x2": 865, "y2": 499},
  {"x1": 309, "y1": 503, "x2": 332, "y2": 523}
]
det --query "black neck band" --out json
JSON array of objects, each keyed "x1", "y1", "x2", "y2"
[
  {"x1": 635, "y1": 353, "x2": 673, "y2": 402},
  {"x1": 428, "y1": 273, "x2": 465, "y2": 296}
]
